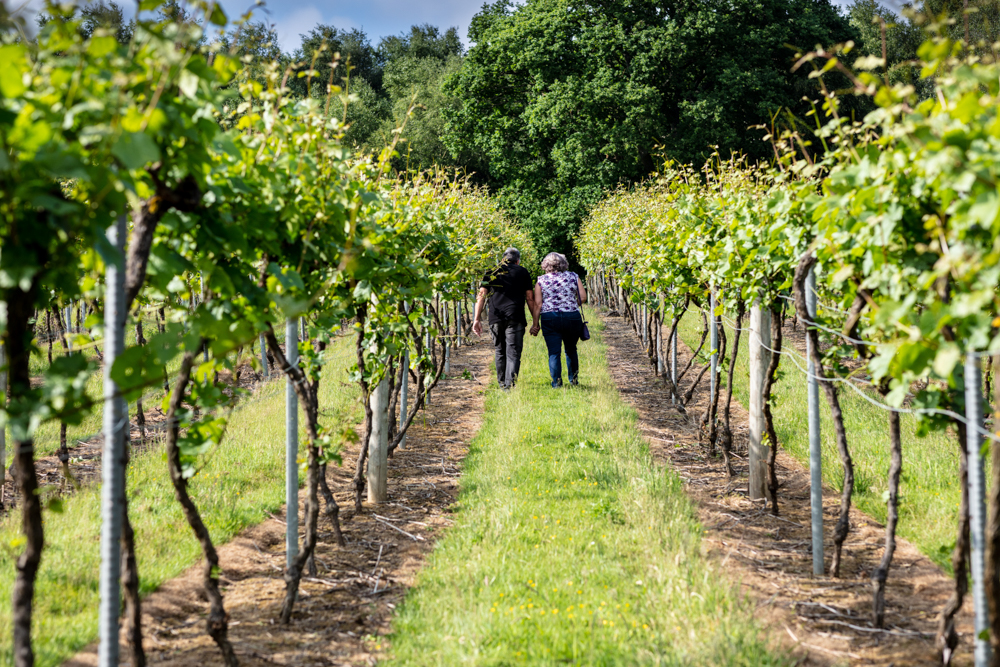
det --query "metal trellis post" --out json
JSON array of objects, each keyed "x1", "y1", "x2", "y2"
[
  {"x1": 200, "y1": 273, "x2": 208, "y2": 362},
  {"x1": 285, "y1": 317, "x2": 299, "y2": 569},
  {"x1": 426, "y1": 325, "x2": 432, "y2": 407},
  {"x1": 749, "y1": 299, "x2": 772, "y2": 502},
  {"x1": 806, "y1": 268, "x2": 824, "y2": 576},
  {"x1": 709, "y1": 289, "x2": 717, "y2": 410},
  {"x1": 98, "y1": 215, "x2": 128, "y2": 667},
  {"x1": 444, "y1": 300, "x2": 450, "y2": 375},
  {"x1": 656, "y1": 311, "x2": 664, "y2": 375},
  {"x1": 0, "y1": 341, "x2": 6, "y2": 497},
  {"x1": 259, "y1": 333, "x2": 269, "y2": 379},
  {"x1": 966, "y1": 354, "x2": 991, "y2": 666},
  {"x1": 65, "y1": 303, "x2": 73, "y2": 352},
  {"x1": 642, "y1": 304, "x2": 648, "y2": 348},
  {"x1": 399, "y1": 304, "x2": 410, "y2": 451},
  {"x1": 671, "y1": 325, "x2": 678, "y2": 405}
]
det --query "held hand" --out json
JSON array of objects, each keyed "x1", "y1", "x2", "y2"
[
  {"x1": 530, "y1": 324, "x2": 540, "y2": 337},
  {"x1": 473, "y1": 320, "x2": 483, "y2": 337}
]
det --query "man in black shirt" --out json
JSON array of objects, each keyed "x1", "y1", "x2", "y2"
[{"x1": 472, "y1": 247, "x2": 536, "y2": 389}]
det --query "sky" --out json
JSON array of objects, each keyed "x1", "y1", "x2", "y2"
[
  {"x1": 219, "y1": 0, "x2": 487, "y2": 51},
  {"x1": 10, "y1": 0, "x2": 864, "y2": 52},
  {"x1": 10, "y1": 0, "x2": 489, "y2": 50}
]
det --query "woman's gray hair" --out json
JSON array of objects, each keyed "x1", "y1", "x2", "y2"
[{"x1": 541, "y1": 252, "x2": 569, "y2": 273}]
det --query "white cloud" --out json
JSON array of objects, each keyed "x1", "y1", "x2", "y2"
[
  {"x1": 272, "y1": 6, "x2": 360, "y2": 51},
  {"x1": 6, "y1": 0, "x2": 46, "y2": 35}
]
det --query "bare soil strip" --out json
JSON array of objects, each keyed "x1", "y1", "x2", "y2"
[
  {"x1": 600, "y1": 311, "x2": 973, "y2": 667},
  {"x1": 65, "y1": 338, "x2": 493, "y2": 667}
]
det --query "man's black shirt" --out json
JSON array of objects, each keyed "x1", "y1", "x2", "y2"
[{"x1": 483, "y1": 264, "x2": 533, "y2": 326}]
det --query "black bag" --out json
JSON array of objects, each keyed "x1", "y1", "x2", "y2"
[{"x1": 577, "y1": 282, "x2": 591, "y2": 341}]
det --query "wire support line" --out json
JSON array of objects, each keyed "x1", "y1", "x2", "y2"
[
  {"x1": 745, "y1": 328, "x2": 1000, "y2": 446},
  {"x1": 13, "y1": 413, "x2": 133, "y2": 457},
  {"x1": 729, "y1": 302, "x2": 880, "y2": 348},
  {"x1": 718, "y1": 313, "x2": 879, "y2": 351},
  {"x1": 777, "y1": 290, "x2": 868, "y2": 322}
]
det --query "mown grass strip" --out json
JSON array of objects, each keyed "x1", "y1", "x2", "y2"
[
  {"x1": 0, "y1": 336, "x2": 360, "y2": 667},
  {"x1": 26, "y1": 317, "x2": 290, "y2": 456},
  {"x1": 388, "y1": 311, "x2": 786, "y2": 666},
  {"x1": 676, "y1": 312, "x2": 961, "y2": 572}
]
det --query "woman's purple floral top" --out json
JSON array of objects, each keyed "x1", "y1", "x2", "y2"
[{"x1": 538, "y1": 271, "x2": 580, "y2": 313}]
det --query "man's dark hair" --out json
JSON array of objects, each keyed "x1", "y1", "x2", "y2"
[{"x1": 502, "y1": 247, "x2": 521, "y2": 265}]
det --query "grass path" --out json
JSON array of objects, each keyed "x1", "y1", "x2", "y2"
[{"x1": 388, "y1": 311, "x2": 787, "y2": 666}]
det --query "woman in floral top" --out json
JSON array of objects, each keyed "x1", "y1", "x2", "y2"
[{"x1": 530, "y1": 252, "x2": 588, "y2": 387}]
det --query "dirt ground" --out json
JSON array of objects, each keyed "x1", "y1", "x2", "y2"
[
  {"x1": 65, "y1": 337, "x2": 494, "y2": 667},
  {"x1": 55, "y1": 307, "x2": 975, "y2": 666},
  {"x1": 600, "y1": 310, "x2": 973, "y2": 666}
]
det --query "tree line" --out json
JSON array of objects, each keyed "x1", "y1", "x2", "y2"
[
  {"x1": 4, "y1": 0, "x2": 466, "y2": 173},
  {"x1": 6, "y1": 0, "x2": 993, "y2": 260}
]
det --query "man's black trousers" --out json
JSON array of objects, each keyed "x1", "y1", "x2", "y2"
[{"x1": 489, "y1": 320, "x2": 525, "y2": 389}]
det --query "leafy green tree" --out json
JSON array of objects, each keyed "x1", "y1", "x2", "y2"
[
  {"x1": 334, "y1": 76, "x2": 393, "y2": 148},
  {"x1": 444, "y1": 0, "x2": 857, "y2": 253},
  {"x1": 379, "y1": 52, "x2": 464, "y2": 170},
  {"x1": 377, "y1": 23, "x2": 463, "y2": 63},
  {"x1": 287, "y1": 22, "x2": 466, "y2": 160},
  {"x1": 290, "y1": 25, "x2": 384, "y2": 98},
  {"x1": 848, "y1": 0, "x2": 923, "y2": 70},
  {"x1": 922, "y1": 0, "x2": 1000, "y2": 48},
  {"x1": 224, "y1": 20, "x2": 282, "y2": 65},
  {"x1": 34, "y1": 1, "x2": 134, "y2": 44},
  {"x1": 219, "y1": 20, "x2": 286, "y2": 122}
]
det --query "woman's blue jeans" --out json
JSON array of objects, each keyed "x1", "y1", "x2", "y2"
[{"x1": 540, "y1": 311, "x2": 583, "y2": 387}]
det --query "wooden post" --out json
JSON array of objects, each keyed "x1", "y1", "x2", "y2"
[
  {"x1": 367, "y1": 377, "x2": 389, "y2": 503},
  {"x1": 749, "y1": 300, "x2": 772, "y2": 502}
]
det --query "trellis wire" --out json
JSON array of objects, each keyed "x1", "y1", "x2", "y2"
[{"x1": 713, "y1": 308, "x2": 1000, "y2": 445}]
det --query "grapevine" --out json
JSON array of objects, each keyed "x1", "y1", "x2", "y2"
[{"x1": 578, "y1": 25, "x2": 1000, "y2": 659}]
